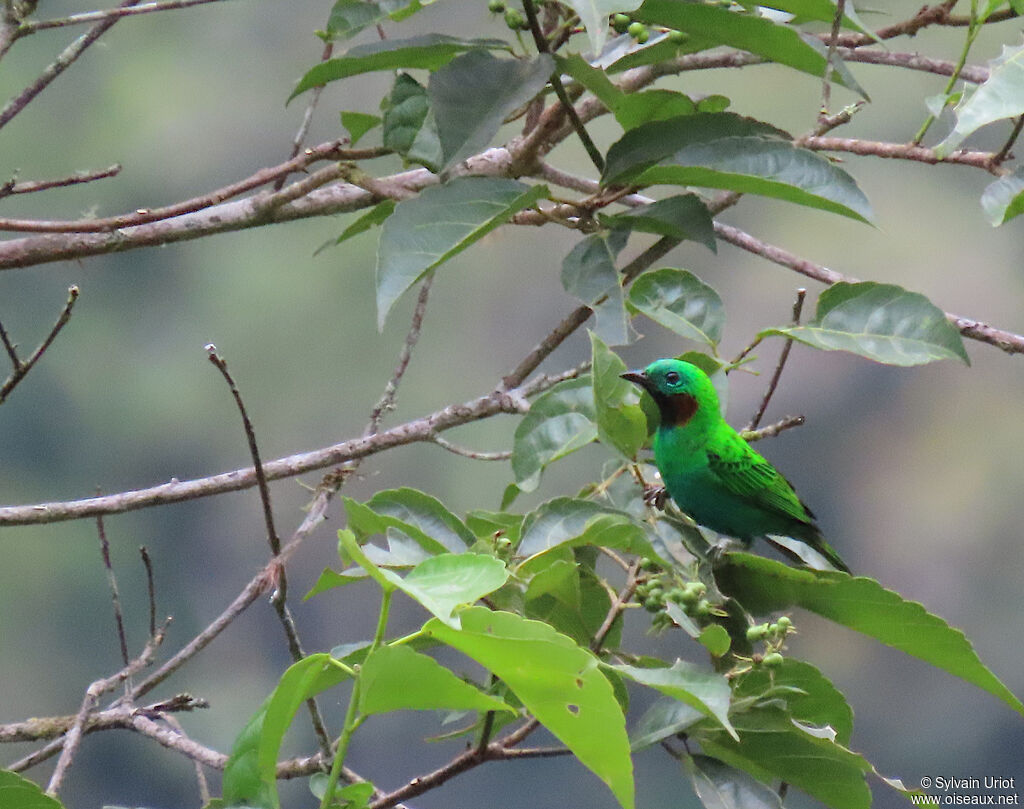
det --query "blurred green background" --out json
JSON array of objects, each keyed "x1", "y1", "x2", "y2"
[{"x1": 0, "y1": 1, "x2": 1022, "y2": 807}]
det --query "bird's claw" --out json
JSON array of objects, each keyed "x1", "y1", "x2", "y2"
[{"x1": 643, "y1": 485, "x2": 669, "y2": 511}]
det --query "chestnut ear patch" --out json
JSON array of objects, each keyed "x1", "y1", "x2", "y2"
[{"x1": 668, "y1": 392, "x2": 698, "y2": 426}]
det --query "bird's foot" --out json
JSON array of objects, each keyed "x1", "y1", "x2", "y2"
[{"x1": 642, "y1": 484, "x2": 669, "y2": 511}]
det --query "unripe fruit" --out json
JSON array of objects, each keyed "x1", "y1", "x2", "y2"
[
  {"x1": 745, "y1": 623, "x2": 769, "y2": 643},
  {"x1": 612, "y1": 12, "x2": 631, "y2": 32},
  {"x1": 763, "y1": 652, "x2": 784, "y2": 668},
  {"x1": 504, "y1": 8, "x2": 525, "y2": 29},
  {"x1": 488, "y1": 0, "x2": 505, "y2": 12},
  {"x1": 627, "y1": 21, "x2": 646, "y2": 37},
  {"x1": 694, "y1": 598, "x2": 713, "y2": 617},
  {"x1": 776, "y1": 615, "x2": 792, "y2": 630},
  {"x1": 667, "y1": 29, "x2": 689, "y2": 44}
]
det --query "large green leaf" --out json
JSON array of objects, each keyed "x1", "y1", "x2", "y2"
[
  {"x1": 366, "y1": 487, "x2": 476, "y2": 552},
  {"x1": 696, "y1": 705, "x2": 872, "y2": 809},
  {"x1": 425, "y1": 607, "x2": 635, "y2": 809},
  {"x1": 323, "y1": 0, "x2": 428, "y2": 41},
  {"x1": 758, "y1": 0, "x2": 874, "y2": 34},
  {"x1": 381, "y1": 73, "x2": 442, "y2": 171},
  {"x1": 613, "y1": 660, "x2": 737, "y2": 740},
  {"x1": 634, "y1": 0, "x2": 866, "y2": 94},
  {"x1": 603, "y1": 113, "x2": 873, "y2": 223},
  {"x1": 683, "y1": 754, "x2": 784, "y2": 809},
  {"x1": 935, "y1": 41, "x2": 1024, "y2": 157},
  {"x1": 561, "y1": 230, "x2": 630, "y2": 345},
  {"x1": 517, "y1": 497, "x2": 644, "y2": 559},
  {"x1": 600, "y1": 194, "x2": 716, "y2": 251},
  {"x1": 290, "y1": 35, "x2": 512, "y2": 99},
  {"x1": 558, "y1": 53, "x2": 625, "y2": 113},
  {"x1": 759, "y1": 281, "x2": 969, "y2": 365},
  {"x1": 630, "y1": 696, "x2": 705, "y2": 750},
  {"x1": 0, "y1": 771, "x2": 65, "y2": 809},
  {"x1": 612, "y1": 89, "x2": 696, "y2": 131},
  {"x1": 376, "y1": 177, "x2": 548, "y2": 328},
  {"x1": 344, "y1": 496, "x2": 451, "y2": 557},
  {"x1": 358, "y1": 645, "x2": 513, "y2": 714},
  {"x1": 981, "y1": 167, "x2": 1024, "y2": 225},
  {"x1": 590, "y1": 332, "x2": 646, "y2": 460},
  {"x1": 627, "y1": 267, "x2": 724, "y2": 346},
  {"x1": 429, "y1": 51, "x2": 554, "y2": 171},
  {"x1": 378, "y1": 553, "x2": 510, "y2": 627},
  {"x1": 223, "y1": 653, "x2": 354, "y2": 808},
  {"x1": 716, "y1": 553, "x2": 1024, "y2": 718},
  {"x1": 511, "y1": 375, "x2": 598, "y2": 491}
]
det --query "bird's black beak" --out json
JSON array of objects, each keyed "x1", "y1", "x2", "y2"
[{"x1": 620, "y1": 370, "x2": 651, "y2": 393}]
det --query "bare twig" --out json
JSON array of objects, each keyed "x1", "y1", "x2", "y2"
[
  {"x1": 746, "y1": 289, "x2": 806, "y2": 431},
  {"x1": 0, "y1": 165, "x2": 121, "y2": 198},
  {"x1": 428, "y1": 434, "x2": 512, "y2": 461},
  {"x1": 274, "y1": 41, "x2": 334, "y2": 192},
  {"x1": 17, "y1": 0, "x2": 236, "y2": 34},
  {"x1": 96, "y1": 512, "x2": 130, "y2": 668},
  {"x1": 819, "y1": 0, "x2": 845, "y2": 121},
  {"x1": 990, "y1": 116, "x2": 1024, "y2": 169},
  {"x1": 741, "y1": 415, "x2": 806, "y2": 442},
  {"x1": 0, "y1": 0, "x2": 145, "y2": 130},
  {"x1": 0, "y1": 285, "x2": 80, "y2": 405},
  {"x1": 140, "y1": 546, "x2": 156, "y2": 637}
]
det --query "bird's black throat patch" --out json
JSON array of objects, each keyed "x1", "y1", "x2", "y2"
[{"x1": 657, "y1": 392, "x2": 698, "y2": 427}]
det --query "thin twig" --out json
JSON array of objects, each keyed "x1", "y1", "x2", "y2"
[
  {"x1": 0, "y1": 0, "x2": 144, "y2": 130},
  {"x1": 0, "y1": 165, "x2": 121, "y2": 198},
  {"x1": 139, "y1": 546, "x2": 156, "y2": 637},
  {"x1": 0, "y1": 285, "x2": 79, "y2": 405},
  {"x1": 741, "y1": 415, "x2": 806, "y2": 442},
  {"x1": 990, "y1": 116, "x2": 1024, "y2": 169},
  {"x1": 428, "y1": 434, "x2": 512, "y2": 461},
  {"x1": 96, "y1": 511, "x2": 130, "y2": 668},
  {"x1": 274, "y1": 41, "x2": 334, "y2": 192},
  {"x1": 819, "y1": 0, "x2": 845, "y2": 121},
  {"x1": 746, "y1": 289, "x2": 806, "y2": 431}
]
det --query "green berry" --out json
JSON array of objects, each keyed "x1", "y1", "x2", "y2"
[
  {"x1": 776, "y1": 615, "x2": 792, "y2": 630},
  {"x1": 745, "y1": 623, "x2": 769, "y2": 643},
  {"x1": 767, "y1": 622, "x2": 780, "y2": 637},
  {"x1": 488, "y1": 0, "x2": 506, "y2": 12},
  {"x1": 504, "y1": 8, "x2": 526, "y2": 29},
  {"x1": 694, "y1": 598, "x2": 713, "y2": 618},
  {"x1": 763, "y1": 652, "x2": 784, "y2": 668},
  {"x1": 667, "y1": 29, "x2": 689, "y2": 44},
  {"x1": 667, "y1": 587, "x2": 688, "y2": 605},
  {"x1": 627, "y1": 21, "x2": 645, "y2": 37},
  {"x1": 612, "y1": 12, "x2": 631, "y2": 32}
]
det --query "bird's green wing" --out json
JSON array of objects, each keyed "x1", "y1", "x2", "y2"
[{"x1": 705, "y1": 432, "x2": 814, "y2": 525}]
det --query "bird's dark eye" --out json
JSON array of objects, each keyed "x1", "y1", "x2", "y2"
[{"x1": 665, "y1": 371, "x2": 680, "y2": 385}]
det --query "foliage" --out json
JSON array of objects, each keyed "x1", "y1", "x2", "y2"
[{"x1": 2, "y1": 0, "x2": 1023, "y2": 808}]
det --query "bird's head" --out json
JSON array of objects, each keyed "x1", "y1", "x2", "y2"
[{"x1": 620, "y1": 358, "x2": 719, "y2": 427}]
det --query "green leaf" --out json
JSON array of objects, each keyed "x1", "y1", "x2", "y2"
[
  {"x1": 600, "y1": 195, "x2": 716, "y2": 251},
  {"x1": 304, "y1": 567, "x2": 365, "y2": 600},
  {"x1": 935, "y1": 41, "x2": 1024, "y2": 157},
  {"x1": 758, "y1": 281, "x2": 970, "y2": 366},
  {"x1": 511, "y1": 375, "x2": 597, "y2": 491},
  {"x1": 376, "y1": 177, "x2": 548, "y2": 328},
  {"x1": 0, "y1": 771, "x2": 65, "y2": 809},
  {"x1": 223, "y1": 654, "x2": 353, "y2": 808},
  {"x1": 603, "y1": 31, "x2": 713, "y2": 73},
  {"x1": 758, "y1": 0, "x2": 874, "y2": 35},
  {"x1": 698, "y1": 624, "x2": 731, "y2": 657},
  {"x1": 359, "y1": 645, "x2": 513, "y2": 714},
  {"x1": 429, "y1": 51, "x2": 554, "y2": 172},
  {"x1": 425, "y1": 607, "x2": 635, "y2": 809},
  {"x1": 590, "y1": 332, "x2": 646, "y2": 460},
  {"x1": 378, "y1": 552, "x2": 510, "y2": 627},
  {"x1": 367, "y1": 487, "x2": 476, "y2": 552},
  {"x1": 559, "y1": 53, "x2": 625, "y2": 112},
  {"x1": 323, "y1": 200, "x2": 395, "y2": 251},
  {"x1": 716, "y1": 553, "x2": 1024, "y2": 717},
  {"x1": 344, "y1": 497, "x2": 449, "y2": 557},
  {"x1": 339, "y1": 527, "x2": 400, "y2": 591},
  {"x1": 981, "y1": 167, "x2": 1024, "y2": 225},
  {"x1": 562, "y1": 0, "x2": 643, "y2": 57},
  {"x1": 696, "y1": 705, "x2": 871, "y2": 809},
  {"x1": 683, "y1": 754, "x2": 784, "y2": 809},
  {"x1": 613, "y1": 660, "x2": 737, "y2": 740},
  {"x1": 290, "y1": 35, "x2": 513, "y2": 100},
  {"x1": 561, "y1": 230, "x2": 630, "y2": 345},
  {"x1": 630, "y1": 696, "x2": 705, "y2": 750},
  {"x1": 465, "y1": 509, "x2": 525, "y2": 545},
  {"x1": 627, "y1": 268, "x2": 724, "y2": 346},
  {"x1": 603, "y1": 114, "x2": 873, "y2": 223},
  {"x1": 733, "y1": 658, "x2": 853, "y2": 747},
  {"x1": 323, "y1": 0, "x2": 428, "y2": 41},
  {"x1": 613, "y1": 89, "x2": 696, "y2": 131},
  {"x1": 341, "y1": 111, "x2": 382, "y2": 145},
  {"x1": 634, "y1": 0, "x2": 866, "y2": 94},
  {"x1": 381, "y1": 73, "x2": 441, "y2": 170},
  {"x1": 517, "y1": 497, "x2": 644, "y2": 559}
]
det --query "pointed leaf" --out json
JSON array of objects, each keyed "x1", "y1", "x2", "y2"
[
  {"x1": 518, "y1": 497, "x2": 637, "y2": 558},
  {"x1": 613, "y1": 89, "x2": 696, "y2": 131},
  {"x1": 716, "y1": 553, "x2": 1024, "y2": 717},
  {"x1": 324, "y1": 200, "x2": 395, "y2": 251},
  {"x1": 290, "y1": 35, "x2": 512, "y2": 99},
  {"x1": 606, "y1": 117, "x2": 872, "y2": 223},
  {"x1": 591, "y1": 331, "x2": 646, "y2": 459},
  {"x1": 684, "y1": 754, "x2": 784, "y2": 809},
  {"x1": 429, "y1": 51, "x2": 554, "y2": 171},
  {"x1": 341, "y1": 111, "x2": 382, "y2": 145},
  {"x1": 324, "y1": 0, "x2": 427, "y2": 41},
  {"x1": 600, "y1": 195, "x2": 716, "y2": 251},
  {"x1": 376, "y1": 177, "x2": 548, "y2": 328},
  {"x1": 759, "y1": 281, "x2": 969, "y2": 365},
  {"x1": 378, "y1": 552, "x2": 510, "y2": 627},
  {"x1": 0, "y1": 771, "x2": 65, "y2": 809},
  {"x1": 634, "y1": 0, "x2": 866, "y2": 94},
  {"x1": 630, "y1": 695, "x2": 705, "y2": 750},
  {"x1": 561, "y1": 230, "x2": 630, "y2": 345},
  {"x1": 936, "y1": 41, "x2": 1024, "y2": 157},
  {"x1": 359, "y1": 645, "x2": 513, "y2": 714},
  {"x1": 367, "y1": 487, "x2": 476, "y2": 552},
  {"x1": 559, "y1": 53, "x2": 625, "y2": 112},
  {"x1": 344, "y1": 497, "x2": 450, "y2": 556},
  {"x1": 425, "y1": 607, "x2": 635, "y2": 809},
  {"x1": 304, "y1": 567, "x2": 365, "y2": 600},
  {"x1": 627, "y1": 268, "x2": 724, "y2": 346},
  {"x1": 696, "y1": 705, "x2": 871, "y2": 809},
  {"x1": 614, "y1": 660, "x2": 737, "y2": 740},
  {"x1": 512, "y1": 375, "x2": 597, "y2": 491},
  {"x1": 758, "y1": 0, "x2": 874, "y2": 35},
  {"x1": 381, "y1": 73, "x2": 441, "y2": 170},
  {"x1": 981, "y1": 167, "x2": 1024, "y2": 225}
]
